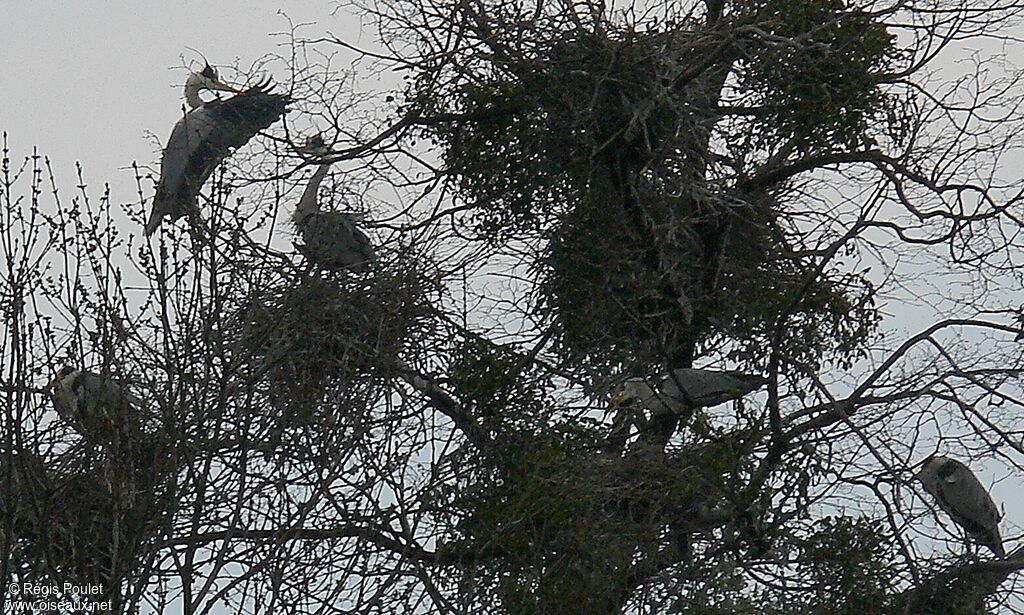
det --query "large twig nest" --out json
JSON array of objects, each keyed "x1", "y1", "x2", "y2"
[
  {"x1": 232, "y1": 262, "x2": 435, "y2": 425},
  {"x1": 2, "y1": 438, "x2": 175, "y2": 591}
]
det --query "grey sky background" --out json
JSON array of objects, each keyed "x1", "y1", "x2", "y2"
[
  {"x1": 2, "y1": 1, "x2": 1024, "y2": 611},
  {"x1": 0, "y1": 1, "x2": 344, "y2": 192}
]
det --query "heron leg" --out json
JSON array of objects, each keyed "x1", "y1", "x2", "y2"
[
  {"x1": 960, "y1": 529, "x2": 978, "y2": 563},
  {"x1": 603, "y1": 406, "x2": 633, "y2": 454}
]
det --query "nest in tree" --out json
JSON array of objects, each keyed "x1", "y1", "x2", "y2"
[
  {"x1": 434, "y1": 17, "x2": 886, "y2": 371},
  {"x1": 1, "y1": 438, "x2": 176, "y2": 590},
  {"x1": 233, "y1": 263, "x2": 433, "y2": 425}
]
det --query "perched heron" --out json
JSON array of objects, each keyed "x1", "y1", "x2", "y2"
[
  {"x1": 145, "y1": 63, "x2": 289, "y2": 235},
  {"x1": 612, "y1": 368, "x2": 766, "y2": 415},
  {"x1": 292, "y1": 134, "x2": 377, "y2": 270},
  {"x1": 915, "y1": 455, "x2": 1005, "y2": 557},
  {"x1": 44, "y1": 366, "x2": 140, "y2": 440}
]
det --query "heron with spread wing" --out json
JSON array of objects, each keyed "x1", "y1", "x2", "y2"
[{"x1": 145, "y1": 63, "x2": 289, "y2": 235}]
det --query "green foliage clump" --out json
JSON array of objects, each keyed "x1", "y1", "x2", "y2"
[
  {"x1": 448, "y1": 336, "x2": 552, "y2": 422},
  {"x1": 795, "y1": 516, "x2": 897, "y2": 615},
  {"x1": 425, "y1": 11, "x2": 890, "y2": 373},
  {"x1": 435, "y1": 28, "x2": 704, "y2": 242},
  {"x1": 447, "y1": 430, "x2": 635, "y2": 614},
  {"x1": 441, "y1": 425, "x2": 761, "y2": 614},
  {"x1": 541, "y1": 187, "x2": 694, "y2": 370},
  {"x1": 671, "y1": 517, "x2": 901, "y2": 615},
  {"x1": 715, "y1": 219, "x2": 881, "y2": 373},
  {"x1": 440, "y1": 80, "x2": 578, "y2": 241},
  {"x1": 737, "y1": 0, "x2": 899, "y2": 151}
]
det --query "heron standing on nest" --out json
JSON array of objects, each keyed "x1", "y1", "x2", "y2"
[{"x1": 292, "y1": 134, "x2": 377, "y2": 271}]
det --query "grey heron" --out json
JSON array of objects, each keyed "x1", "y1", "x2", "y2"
[
  {"x1": 915, "y1": 455, "x2": 1005, "y2": 557},
  {"x1": 292, "y1": 135, "x2": 377, "y2": 270},
  {"x1": 612, "y1": 368, "x2": 766, "y2": 415},
  {"x1": 44, "y1": 366, "x2": 141, "y2": 440},
  {"x1": 145, "y1": 63, "x2": 289, "y2": 235}
]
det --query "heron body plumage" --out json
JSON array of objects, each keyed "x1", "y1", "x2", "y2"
[
  {"x1": 296, "y1": 211, "x2": 377, "y2": 271},
  {"x1": 916, "y1": 455, "x2": 1004, "y2": 557},
  {"x1": 292, "y1": 135, "x2": 377, "y2": 270},
  {"x1": 615, "y1": 368, "x2": 765, "y2": 415},
  {"x1": 146, "y1": 71, "x2": 289, "y2": 236},
  {"x1": 46, "y1": 366, "x2": 140, "y2": 440}
]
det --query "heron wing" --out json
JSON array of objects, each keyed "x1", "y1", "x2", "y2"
[
  {"x1": 79, "y1": 370, "x2": 133, "y2": 413},
  {"x1": 147, "y1": 86, "x2": 289, "y2": 235},
  {"x1": 933, "y1": 461, "x2": 1002, "y2": 533},
  {"x1": 343, "y1": 217, "x2": 377, "y2": 261},
  {"x1": 202, "y1": 87, "x2": 290, "y2": 151},
  {"x1": 299, "y1": 212, "x2": 376, "y2": 269},
  {"x1": 662, "y1": 368, "x2": 766, "y2": 408}
]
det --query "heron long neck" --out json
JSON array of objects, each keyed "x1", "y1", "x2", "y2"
[
  {"x1": 184, "y1": 79, "x2": 205, "y2": 109},
  {"x1": 294, "y1": 163, "x2": 332, "y2": 222}
]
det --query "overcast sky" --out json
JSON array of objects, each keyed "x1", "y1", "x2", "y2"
[{"x1": 0, "y1": 1, "x2": 350, "y2": 196}]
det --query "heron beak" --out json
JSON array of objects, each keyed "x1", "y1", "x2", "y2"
[
  {"x1": 43, "y1": 375, "x2": 60, "y2": 394},
  {"x1": 210, "y1": 80, "x2": 240, "y2": 94}
]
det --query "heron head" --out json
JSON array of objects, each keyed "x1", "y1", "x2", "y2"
[
  {"x1": 296, "y1": 134, "x2": 331, "y2": 157},
  {"x1": 610, "y1": 378, "x2": 651, "y2": 408},
  {"x1": 186, "y1": 64, "x2": 239, "y2": 95},
  {"x1": 44, "y1": 365, "x2": 77, "y2": 393},
  {"x1": 911, "y1": 454, "x2": 941, "y2": 482}
]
